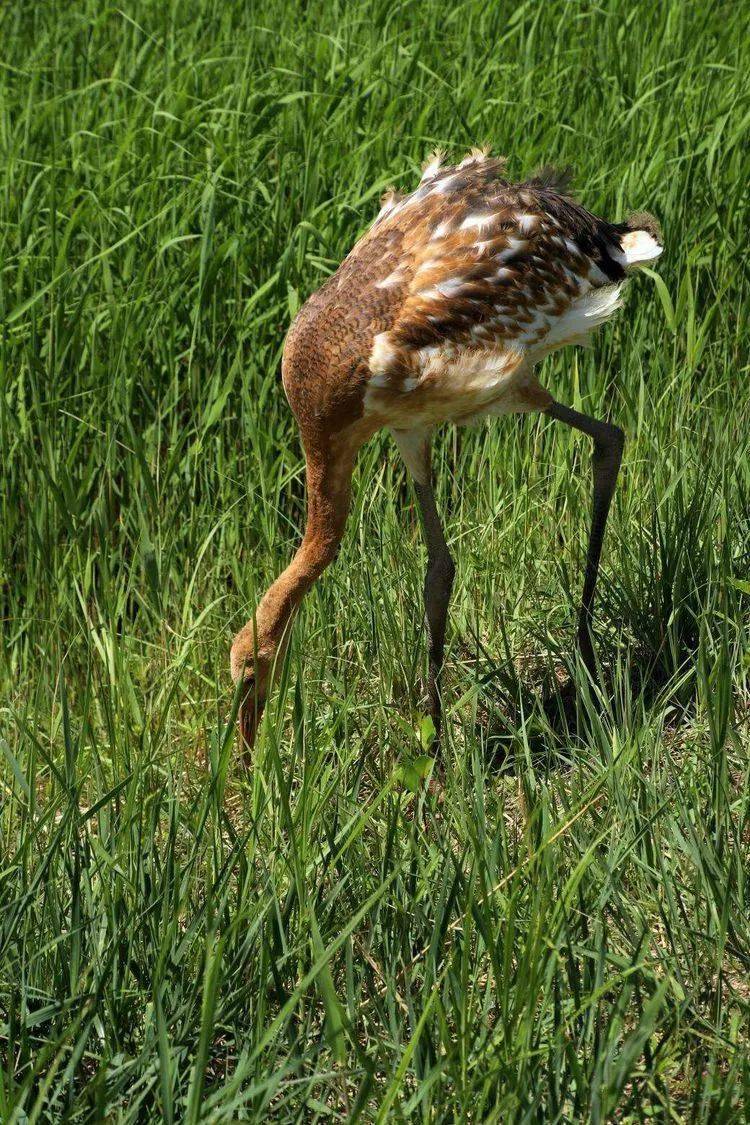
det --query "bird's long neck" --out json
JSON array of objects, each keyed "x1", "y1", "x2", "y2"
[
  {"x1": 266, "y1": 445, "x2": 353, "y2": 627},
  {"x1": 232, "y1": 439, "x2": 356, "y2": 676}
]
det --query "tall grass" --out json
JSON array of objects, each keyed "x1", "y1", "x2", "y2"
[{"x1": 1, "y1": 0, "x2": 749, "y2": 1119}]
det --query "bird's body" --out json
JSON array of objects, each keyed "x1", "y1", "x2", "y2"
[
  {"x1": 283, "y1": 153, "x2": 659, "y2": 461},
  {"x1": 232, "y1": 151, "x2": 662, "y2": 749}
]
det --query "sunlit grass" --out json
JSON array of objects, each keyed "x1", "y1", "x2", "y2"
[{"x1": 1, "y1": 0, "x2": 749, "y2": 1119}]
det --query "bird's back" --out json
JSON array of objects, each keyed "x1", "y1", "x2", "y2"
[{"x1": 282, "y1": 151, "x2": 662, "y2": 435}]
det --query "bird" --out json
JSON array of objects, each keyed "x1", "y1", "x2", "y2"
[{"x1": 230, "y1": 149, "x2": 662, "y2": 752}]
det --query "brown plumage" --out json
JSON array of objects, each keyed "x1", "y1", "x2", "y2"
[{"x1": 231, "y1": 150, "x2": 663, "y2": 753}]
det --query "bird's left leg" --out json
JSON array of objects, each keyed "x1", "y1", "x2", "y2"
[
  {"x1": 392, "y1": 429, "x2": 455, "y2": 735},
  {"x1": 545, "y1": 400, "x2": 625, "y2": 679}
]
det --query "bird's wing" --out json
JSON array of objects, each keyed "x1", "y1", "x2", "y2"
[{"x1": 366, "y1": 155, "x2": 624, "y2": 383}]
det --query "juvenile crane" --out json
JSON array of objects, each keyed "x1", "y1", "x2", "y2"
[{"x1": 231, "y1": 151, "x2": 662, "y2": 749}]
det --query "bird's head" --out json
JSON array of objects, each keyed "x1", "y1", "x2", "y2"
[{"x1": 230, "y1": 610, "x2": 282, "y2": 753}]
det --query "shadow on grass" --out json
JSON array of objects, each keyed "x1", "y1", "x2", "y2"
[
  {"x1": 468, "y1": 457, "x2": 749, "y2": 772},
  {"x1": 468, "y1": 643, "x2": 695, "y2": 776}
]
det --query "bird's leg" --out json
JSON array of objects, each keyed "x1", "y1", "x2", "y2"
[
  {"x1": 546, "y1": 400, "x2": 625, "y2": 679},
  {"x1": 392, "y1": 430, "x2": 456, "y2": 736},
  {"x1": 413, "y1": 479, "x2": 456, "y2": 733}
]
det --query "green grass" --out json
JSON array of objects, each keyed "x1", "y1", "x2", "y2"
[{"x1": 1, "y1": 0, "x2": 750, "y2": 1119}]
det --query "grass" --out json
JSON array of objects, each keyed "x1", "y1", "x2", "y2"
[{"x1": 1, "y1": 0, "x2": 749, "y2": 1119}]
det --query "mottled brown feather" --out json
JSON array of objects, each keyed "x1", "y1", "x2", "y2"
[{"x1": 232, "y1": 150, "x2": 663, "y2": 753}]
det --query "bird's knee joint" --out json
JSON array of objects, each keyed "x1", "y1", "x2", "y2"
[
  {"x1": 429, "y1": 551, "x2": 455, "y2": 588},
  {"x1": 594, "y1": 424, "x2": 625, "y2": 462}
]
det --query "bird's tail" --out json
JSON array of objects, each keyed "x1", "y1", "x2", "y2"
[{"x1": 617, "y1": 211, "x2": 663, "y2": 266}]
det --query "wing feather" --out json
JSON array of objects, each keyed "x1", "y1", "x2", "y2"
[{"x1": 360, "y1": 153, "x2": 629, "y2": 383}]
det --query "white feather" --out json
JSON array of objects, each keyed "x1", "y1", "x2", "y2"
[
  {"x1": 535, "y1": 284, "x2": 624, "y2": 354},
  {"x1": 420, "y1": 155, "x2": 442, "y2": 182},
  {"x1": 374, "y1": 269, "x2": 404, "y2": 289},
  {"x1": 620, "y1": 229, "x2": 663, "y2": 265},
  {"x1": 369, "y1": 332, "x2": 397, "y2": 376},
  {"x1": 460, "y1": 212, "x2": 494, "y2": 231}
]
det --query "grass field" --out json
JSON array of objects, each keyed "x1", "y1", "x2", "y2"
[{"x1": 2, "y1": 0, "x2": 750, "y2": 1119}]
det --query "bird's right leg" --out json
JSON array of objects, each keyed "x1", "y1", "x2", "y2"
[
  {"x1": 392, "y1": 429, "x2": 456, "y2": 735},
  {"x1": 545, "y1": 400, "x2": 625, "y2": 680}
]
